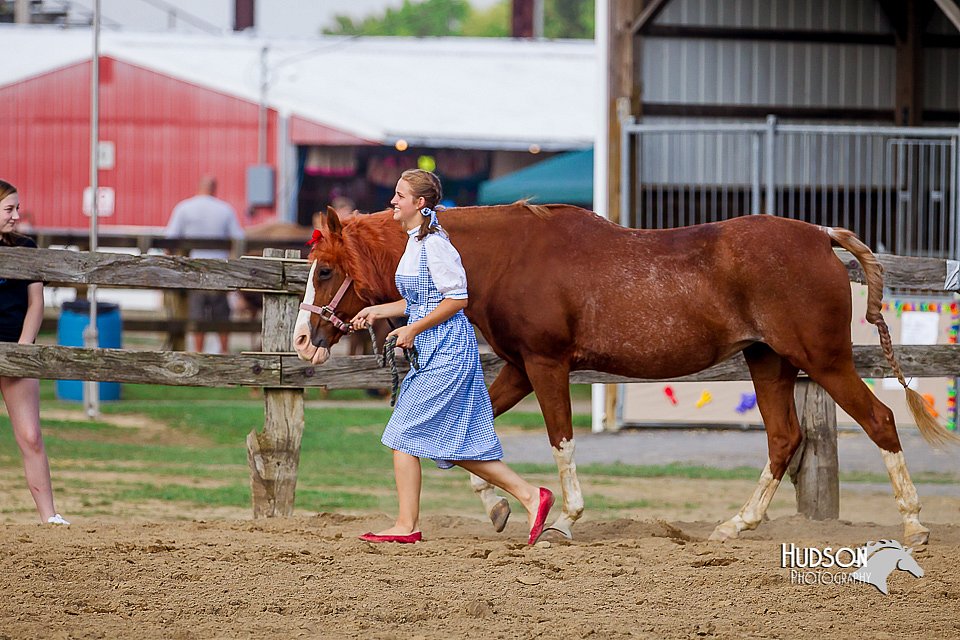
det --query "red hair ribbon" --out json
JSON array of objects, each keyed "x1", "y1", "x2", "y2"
[{"x1": 306, "y1": 229, "x2": 323, "y2": 246}]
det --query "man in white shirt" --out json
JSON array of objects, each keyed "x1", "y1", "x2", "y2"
[{"x1": 165, "y1": 176, "x2": 244, "y2": 353}]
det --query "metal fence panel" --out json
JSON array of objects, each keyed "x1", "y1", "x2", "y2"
[{"x1": 622, "y1": 119, "x2": 960, "y2": 260}]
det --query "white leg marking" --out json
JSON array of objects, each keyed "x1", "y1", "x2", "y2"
[
  {"x1": 881, "y1": 449, "x2": 929, "y2": 545},
  {"x1": 546, "y1": 438, "x2": 583, "y2": 539},
  {"x1": 470, "y1": 472, "x2": 503, "y2": 514},
  {"x1": 710, "y1": 460, "x2": 781, "y2": 541}
]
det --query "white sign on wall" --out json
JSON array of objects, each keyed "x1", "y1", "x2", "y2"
[
  {"x1": 82, "y1": 186, "x2": 115, "y2": 217},
  {"x1": 97, "y1": 141, "x2": 115, "y2": 170}
]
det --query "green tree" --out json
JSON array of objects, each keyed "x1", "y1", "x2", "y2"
[
  {"x1": 461, "y1": 2, "x2": 510, "y2": 37},
  {"x1": 544, "y1": 0, "x2": 595, "y2": 39},
  {"x1": 324, "y1": 0, "x2": 471, "y2": 37},
  {"x1": 324, "y1": 0, "x2": 594, "y2": 40}
]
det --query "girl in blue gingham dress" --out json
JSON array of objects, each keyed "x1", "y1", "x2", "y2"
[
  {"x1": 381, "y1": 230, "x2": 502, "y2": 467},
  {"x1": 350, "y1": 169, "x2": 553, "y2": 546}
]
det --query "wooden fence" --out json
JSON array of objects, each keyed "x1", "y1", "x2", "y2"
[
  {"x1": 0, "y1": 245, "x2": 957, "y2": 521},
  {"x1": 33, "y1": 231, "x2": 306, "y2": 349}
]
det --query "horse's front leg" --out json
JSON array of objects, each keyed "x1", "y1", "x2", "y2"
[
  {"x1": 523, "y1": 355, "x2": 582, "y2": 540},
  {"x1": 471, "y1": 361, "x2": 534, "y2": 531}
]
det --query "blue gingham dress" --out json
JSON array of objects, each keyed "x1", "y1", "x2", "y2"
[{"x1": 381, "y1": 229, "x2": 502, "y2": 469}]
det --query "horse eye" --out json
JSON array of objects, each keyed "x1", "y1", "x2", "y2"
[{"x1": 317, "y1": 268, "x2": 333, "y2": 279}]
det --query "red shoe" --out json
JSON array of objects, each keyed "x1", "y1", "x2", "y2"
[
  {"x1": 528, "y1": 487, "x2": 554, "y2": 545},
  {"x1": 358, "y1": 531, "x2": 422, "y2": 544}
]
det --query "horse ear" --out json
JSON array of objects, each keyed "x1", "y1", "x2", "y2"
[
  {"x1": 906, "y1": 547, "x2": 913, "y2": 555},
  {"x1": 326, "y1": 205, "x2": 343, "y2": 237}
]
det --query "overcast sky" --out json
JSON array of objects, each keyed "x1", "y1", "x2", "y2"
[{"x1": 64, "y1": 0, "x2": 500, "y2": 37}]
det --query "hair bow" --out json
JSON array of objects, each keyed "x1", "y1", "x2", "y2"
[
  {"x1": 420, "y1": 207, "x2": 439, "y2": 229},
  {"x1": 306, "y1": 229, "x2": 323, "y2": 246}
]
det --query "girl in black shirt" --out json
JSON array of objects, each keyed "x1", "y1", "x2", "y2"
[{"x1": 0, "y1": 180, "x2": 68, "y2": 525}]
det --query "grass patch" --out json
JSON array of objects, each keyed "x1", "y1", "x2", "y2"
[{"x1": 11, "y1": 383, "x2": 957, "y2": 519}]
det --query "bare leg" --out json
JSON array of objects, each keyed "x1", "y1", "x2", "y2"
[
  {"x1": 1, "y1": 376, "x2": 57, "y2": 522},
  {"x1": 218, "y1": 332, "x2": 230, "y2": 354},
  {"x1": 192, "y1": 332, "x2": 205, "y2": 353},
  {"x1": 375, "y1": 450, "x2": 422, "y2": 536},
  {"x1": 456, "y1": 460, "x2": 540, "y2": 528}
]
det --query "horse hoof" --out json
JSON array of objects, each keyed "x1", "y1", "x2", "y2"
[
  {"x1": 490, "y1": 498, "x2": 510, "y2": 533},
  {"x1": 543, "y1": 520, "x2": 574, "y2": 540},
  {"x1": 708, "y1": 522, "x2": 739, "y2": 542},
  {"x1": 905, "y1": 525, "x2": 930, "y2": 547}
]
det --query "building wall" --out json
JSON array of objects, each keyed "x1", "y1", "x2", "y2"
[
  {"x1": 640, "y1": 0, "x2": 960, "y2": 124},
  {"x1": 0, "y1": 57, "x2": 277, "y2": 229},
  {"x1": 642, "y1": 0, "x2": 897, "y2": 116}
]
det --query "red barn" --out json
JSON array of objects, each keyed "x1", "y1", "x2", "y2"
[{"x1": 0, "y1": 28, "x2": 595, "y2": 230}]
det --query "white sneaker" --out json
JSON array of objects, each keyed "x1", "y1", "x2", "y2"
[{"x1": 46, "y1": 514, "x2": 70, "y2": 525}]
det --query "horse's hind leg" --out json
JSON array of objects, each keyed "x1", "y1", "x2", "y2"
[
  {"x1": 469, "y1": 361, "x2": 535, "y2": 532},
  {"x1": 711, "y1": 344, "x2": 802, "y2": 541},
  {"x1": 806, "y1": 362, "x2": 929, "y2": 546},
  {"x1": 522, "y1": 355, "x2": 582, "y2": 540}
]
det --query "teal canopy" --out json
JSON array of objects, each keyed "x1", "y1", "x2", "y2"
[{"x1": 477, "y1": 148, "x2": 593, "y2": 206}]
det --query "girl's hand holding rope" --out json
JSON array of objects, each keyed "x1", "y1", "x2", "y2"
[{"x1": 387, "y1": 324, "x2": 418, "y2": 349}]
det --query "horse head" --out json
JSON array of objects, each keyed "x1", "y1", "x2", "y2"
[
  {"x1": 292, "y1": 207, "x2": 402, "y2": 364},
  {"x1": 850, "y1": 540, "x2": 924, "y2": 594},
  {"x1": 896, "y1": 546, "x2": 924, "y2": 579}
]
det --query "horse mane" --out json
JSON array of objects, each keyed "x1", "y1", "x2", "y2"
[{"x1": 509, "y1": 199, "x2": 553, "y2": 219}]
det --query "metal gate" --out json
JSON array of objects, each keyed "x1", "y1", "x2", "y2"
[{"x1": 620, "y1": 117, "x2": 960, "y2": 259}]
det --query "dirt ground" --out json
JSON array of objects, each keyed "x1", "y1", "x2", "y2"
[
  {"x1": 2, "y1": 406, "x2": 958, "y2": 638},
  {"x1": 1, "y1": 512, "x2": 958, "y2": 640}
]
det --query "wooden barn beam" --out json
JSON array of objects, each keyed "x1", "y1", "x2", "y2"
[
  {"x1": 644, "y1": 24, "x2": 895, "y2": 45},
  {"x1": 933, "y1": 0, "x2": 960, "y2": 31},
  {"x1": 895, "y1": 0, "x2": 928, "y2": 125},
  {"x1": 875, "y1": 0, "x2": 907, "y2": 39},
  {"x1": 641, "y1": 102, "x2": 895, "y2": 121},
  {"x1": 629, "y1": 0, "x2": 671, "y2": 34}
]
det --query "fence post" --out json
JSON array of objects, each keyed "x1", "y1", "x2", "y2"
[
  {"x1": 788, "y1": 379, "x2": 840, "y2": 520},
  {"x1": 247, "y1": 248, "x2": 305, "y2": 517}
]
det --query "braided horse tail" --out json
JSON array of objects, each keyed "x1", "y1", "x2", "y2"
[{"x1": 827, "y1": 227, "x2": 960, "y2": 448}]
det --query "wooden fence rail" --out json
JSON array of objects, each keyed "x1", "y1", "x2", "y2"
[
  {"x1": 0, "y1": 247, "x2": 957, "y2": 292},
  {"x1": 1, "y1": 344, "x2": 957, "y2": 388},
  {"x1": 0, "y1": 245, "x2": 956, "y2": 522}
]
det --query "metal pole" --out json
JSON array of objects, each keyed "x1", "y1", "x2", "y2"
[
  {"x1": 751, "y1": 132, "x2": 761, "y2": 214},
  {"x1": 954, "y1": 125, "x2": 960, "y2": 260},
  {"x1": 84, "y1": 0, "x2": 101, "y2": 419},
  {"x1": 258, "y1": 45, "x2": 268, "y2": 165},
  {"x1": 533, "y1": 0, "x2": 545, "y2": 38},
  {"x1": 765, "y1": 115, "x2": 777, "y2": 214},
  {"x1": 591, "y1": 0, "x2": 609, "y2": 434}
]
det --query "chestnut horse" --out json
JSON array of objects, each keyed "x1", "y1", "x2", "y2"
[{"x1": 293, "y1": 204, "x2": 955, "y2": 545}]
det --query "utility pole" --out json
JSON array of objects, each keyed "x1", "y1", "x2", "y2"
[
  {"x1": 14, "y1": 0, "x2": 30, "y2": 23},
  {"x1": 84, "y1": 0, "x2": 101, "y2": 419}
]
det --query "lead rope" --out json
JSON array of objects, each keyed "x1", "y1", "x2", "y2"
[{"x1": 369, "y1": 327, "x2": 420, "y2": 407}]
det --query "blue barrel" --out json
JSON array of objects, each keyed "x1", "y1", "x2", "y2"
[{"x1": 56, "y1": 300, "x2": 122, "y2": 402}]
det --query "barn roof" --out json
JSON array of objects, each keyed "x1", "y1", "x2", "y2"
[{"x1": 0, "y1": 26, "x2": 597, "y2": 150}]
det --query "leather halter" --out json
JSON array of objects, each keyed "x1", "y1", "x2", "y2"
[{"x1": 299, "y1": 276, "x2": 355, "y2": 334}]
